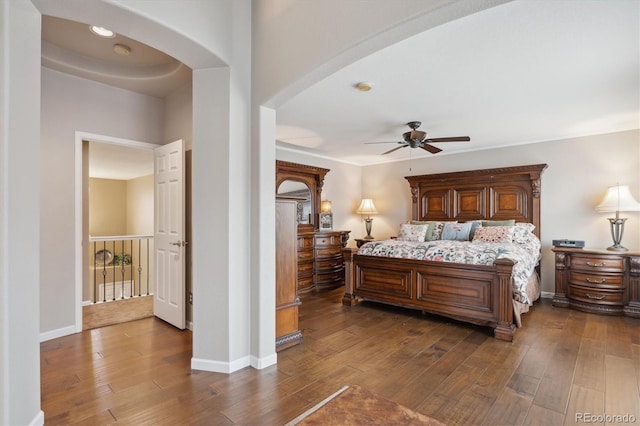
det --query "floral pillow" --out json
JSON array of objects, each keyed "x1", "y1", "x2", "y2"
[
  {"x1": 410, "y1": 220, "x2": 436, "y2": 241},
  {"x1": 513, "y1": 222, "x2": 536, "y2": 245},
  {"x1": 472, "y1": 226, "x2": 515, "y2": 243},
  {"x1": 397, "y1": 223, "x2": 429, "y2": 242}
]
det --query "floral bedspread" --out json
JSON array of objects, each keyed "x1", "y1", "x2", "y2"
[{"x1": 357, "y1": 238, "x2": 541, "y2": 304}]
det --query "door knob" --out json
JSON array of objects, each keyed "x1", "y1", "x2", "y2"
[{"x1": 170, "y1": 240, "x2": 188, "y2": 247}]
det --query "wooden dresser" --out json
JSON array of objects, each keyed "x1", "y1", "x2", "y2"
[
  {"x1": 297, "y1": 231, "x2": 315, "y2": 295},
  {"x1": 552, "y1": 247, "x2": 640, "y2": 317},
  {"x1": 296, "y1": 230, "x2": 350, "y2": 296},
  {"x1": 314, "y1": 231, "x2": 349, "y2": 291},
  {"x1": 275, "y1": 199, "x2": 302, "y2": 351}
]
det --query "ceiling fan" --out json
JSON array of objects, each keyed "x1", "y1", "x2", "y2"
[{"x1": 366, "y1": 121, "x2": 470, "y2": 155}]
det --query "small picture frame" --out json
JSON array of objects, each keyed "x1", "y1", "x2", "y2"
[{"x1": 319, "y1": 212, "x2": 333, "y2": 230}]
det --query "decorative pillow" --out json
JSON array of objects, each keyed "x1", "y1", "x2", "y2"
[
  {"x1": 398, "y1": 223, "x2": 429, "y2": 242},
  {"x1": 513, "y1": 223, "x2": 537, "y2": 245},
  {"x1": 429, "y1": 221, "x2": 458, "y2": 240},
  {"x1": 410, "y1": 220, "x2": 436, "y2": 241},
  {"x1": 467, "y1": 220, "x2": 483, "y2": 240},
  {"x1": 515, "y1": 222, "x2": 535, "y2": 232},
  {"x1": 481, "y1": 219, "x2": 516, "y2": 227},
  {"x1": 472, "y1": 226, "x2": 515, "y2": 243},
  {"x1": 441, "y1": 222, "x2": 473, "y2": 241}
]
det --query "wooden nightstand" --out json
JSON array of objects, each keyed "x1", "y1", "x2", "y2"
[
  {"x1": 552, "y1": 247, "x2": 640, "y2": 316},
  {"x1": 355, "y1": 238, "x2": 376, "y2": 248}
]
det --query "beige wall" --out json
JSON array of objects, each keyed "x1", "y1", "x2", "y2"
[
  {"x1": 126, "y1": 174, "x2": 154, "y2": 235},
  {"x1": 89, "y1": 178, "x2": 127, "y2": 236}
]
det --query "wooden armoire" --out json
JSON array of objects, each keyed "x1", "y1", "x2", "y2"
[{"x1": 275, "y1": 198, "x2": 303, "y2": 351}]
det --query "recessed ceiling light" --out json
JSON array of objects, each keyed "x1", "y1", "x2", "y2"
[
  {"x1": 90, "y1": 25, "x2": 115, "y2": 38},
  {"x1": 356, "y1": 82, "x2": 373, "y2": 92},
  {"x1": 113, "y1": 44, "x2": 131, "y2": 56}
]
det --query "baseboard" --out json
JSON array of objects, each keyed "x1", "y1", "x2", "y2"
[
  {"x1": 40, "y1": 325, "x2": 77, "y2": 342},
  {"x1": 191, "y1": 355, "x2": 251, "y2": 374},
  {"x1": 29, "y1": 410, "x2": 45, "y2": 426},
  {"x1": 251, "y1": 352, "x2": 277, "y2": 370},
  {"x1": 540, "y1": 291, "x2": 554, "y2": 299}
]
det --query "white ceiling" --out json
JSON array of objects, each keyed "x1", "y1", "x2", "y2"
[
  {"x1": 41, "y1": 16, "x2": 191, "y2": 98},
  {"x1": 42, "y1": 2, "x2": 639, "y2": 175},
  {"x1": 276, "y1": 0, "x2": 639, "y2": 165}
]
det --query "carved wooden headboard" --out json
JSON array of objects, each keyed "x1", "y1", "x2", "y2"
[{"x1": 405, "y1": 164, "x2": 548, "y2": 238}]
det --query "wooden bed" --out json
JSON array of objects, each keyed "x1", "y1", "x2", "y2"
[{"x1": 343, "y1": 164, "x2": 548, "y2": 341}]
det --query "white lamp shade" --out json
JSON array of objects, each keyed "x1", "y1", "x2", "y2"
[
  {"x1": 356, "y1": 198, "x2": 378, "y2": 215},
  {"x1": 595, "y1": 185, "x2": 640, "y2": 213}
]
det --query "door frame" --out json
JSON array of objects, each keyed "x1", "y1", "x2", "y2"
[{"x1": 74, "y1": 131, "x2": 160, "y2": 333}]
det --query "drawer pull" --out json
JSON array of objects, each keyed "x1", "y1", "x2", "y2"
[
  {"x1": 586, "y1": 277, "x2": 606, "y2": 284},
  {"x1": 586, "y1": 261, "x2": 606, "y2": 267},
  {"x1": 585, "y1": 293, "x2": 606, "y2": 300}
]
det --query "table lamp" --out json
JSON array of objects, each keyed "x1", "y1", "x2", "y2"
[
  {"x1": 356, "y1": 198, "x2": 378, "y2": 240},
  {"x1": 595, "y1": 184, "x2": 640, "y2": 251}
]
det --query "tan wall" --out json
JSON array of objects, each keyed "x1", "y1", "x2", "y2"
[
  {"x1": 89, "y1": 178, "x2": 127, "y2": 236},
  {"x1": 126, "y1": 174, "x2": 154, "y2": 235}
]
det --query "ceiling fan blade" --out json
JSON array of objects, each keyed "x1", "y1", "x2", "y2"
[
  {"x1": 421, "y1": 144, "x2": 442, "y2": 154},
  {"x1": 364, "y1": 141, "x2": 403, "y2": 145},
  {"x1": 426, "y1": 136, "x2": 471, "y2": 143},
  {"x1": 382, "y1": 145, "x2": 408, "y2": 155}
]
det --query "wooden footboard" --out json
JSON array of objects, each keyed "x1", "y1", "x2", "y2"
[{"x1": 343, "y1": 249, "x2": 516, "y2": 341}]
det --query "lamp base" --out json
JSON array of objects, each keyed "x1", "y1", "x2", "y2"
[
  {"x1": 606, "y1": 244, "x2": 628, "y2": 252},
  {"x1": 607, "y1": 217, "x2": 628, "y2": 253},
  {"x1": 363, "y1": 217, "x2": 374, "y2": 240}
]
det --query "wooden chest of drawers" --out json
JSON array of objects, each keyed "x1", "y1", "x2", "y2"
[
  {"x1": 552, "y1": 247, "x2": 640, "y2": 316},
  {"x1": 295, "y1": 230, "x2": 350, "y2": 295},
  {"x1": 314, "y1": 233, "x2": 345, "y2": 291},
  {"x1": 297, "y1": 232, "x2": 315, "y2": 296}
]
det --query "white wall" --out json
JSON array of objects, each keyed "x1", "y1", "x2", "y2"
[
  {"x1": 164, "y1": 82, "x2": 193, "y2": 149},
  {"x1": 361, "y1": 130, "x2": 640, "y2": 294},
  {"x1": 275, "y1": 149, "x2": 363, "y2": 246},
  {"x1": 0, "y1": 1, "x2": 43, "y2": 424},
  {"x1": 40, "y1": 68, "x2": 164, "y2": 335}
]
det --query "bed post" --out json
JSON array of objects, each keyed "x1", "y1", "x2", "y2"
[
  {"x1": 342, "y1": 248, "x2": 358, "y2": 306},
  {"x1": 409, "y1": 183, "x2": 419, "y2": 220},
  {"x1": 493, "y1": 258, "x2": 516, "y2": 341}
]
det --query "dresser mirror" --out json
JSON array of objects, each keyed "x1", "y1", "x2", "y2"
[
  {"x1": 276, "y1": 160, "x2": 329, "y2": 230},
  {"x1": 277, "y1": 180, "x2": 312, "y2": 225}
]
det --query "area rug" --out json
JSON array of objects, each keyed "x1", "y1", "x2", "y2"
[{"x1": 285, "y1": 385, "x2": 446, "y2": 425}]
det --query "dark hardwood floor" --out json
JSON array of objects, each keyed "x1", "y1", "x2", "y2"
[{"x1": 41, "y1": 288, "x2": 640, "y2": 425}]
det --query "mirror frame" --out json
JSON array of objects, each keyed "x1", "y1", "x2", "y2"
[{"x1": 276, "y1": 160, "x2": 329, "y2": 230}]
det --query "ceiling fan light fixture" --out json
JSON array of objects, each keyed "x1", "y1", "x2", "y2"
[
  {"x1": 89, "y1": 25, "x2": 115, "y2": 38},
  {"x1": 356, "y1": 82, "x2": 373, "y2": 92}
]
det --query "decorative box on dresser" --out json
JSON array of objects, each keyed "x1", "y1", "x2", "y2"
[
  {"x1": 275, "y1": 199, "x2": 302, "y2": 351},
  {"x1": 552, "y1": 247, "x2": 640, "y2": 317}
]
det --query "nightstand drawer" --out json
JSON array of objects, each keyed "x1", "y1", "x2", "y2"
[
  {"x1": 567, "y1": 285, "x2": 626, "y2": 306},
  {"x1": 298, "y1": 236, "x2": 314, "y2": 249},
  {"x1": 569, "y1": 255, "x2": 625, "y2": 273},
  {"x1": 315, "y1": 234, "x2": 340, "y2": 247},
  {"x1": 569, "y1": 271, "x2": 623, "y2": 288},
  {"x1": 315, "y1": 246, "x2": 342, "y2": 258}
]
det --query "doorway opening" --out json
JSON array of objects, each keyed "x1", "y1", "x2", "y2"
[{"x1": 80, "y1": 136, "x2": 158, "y2": 330}]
